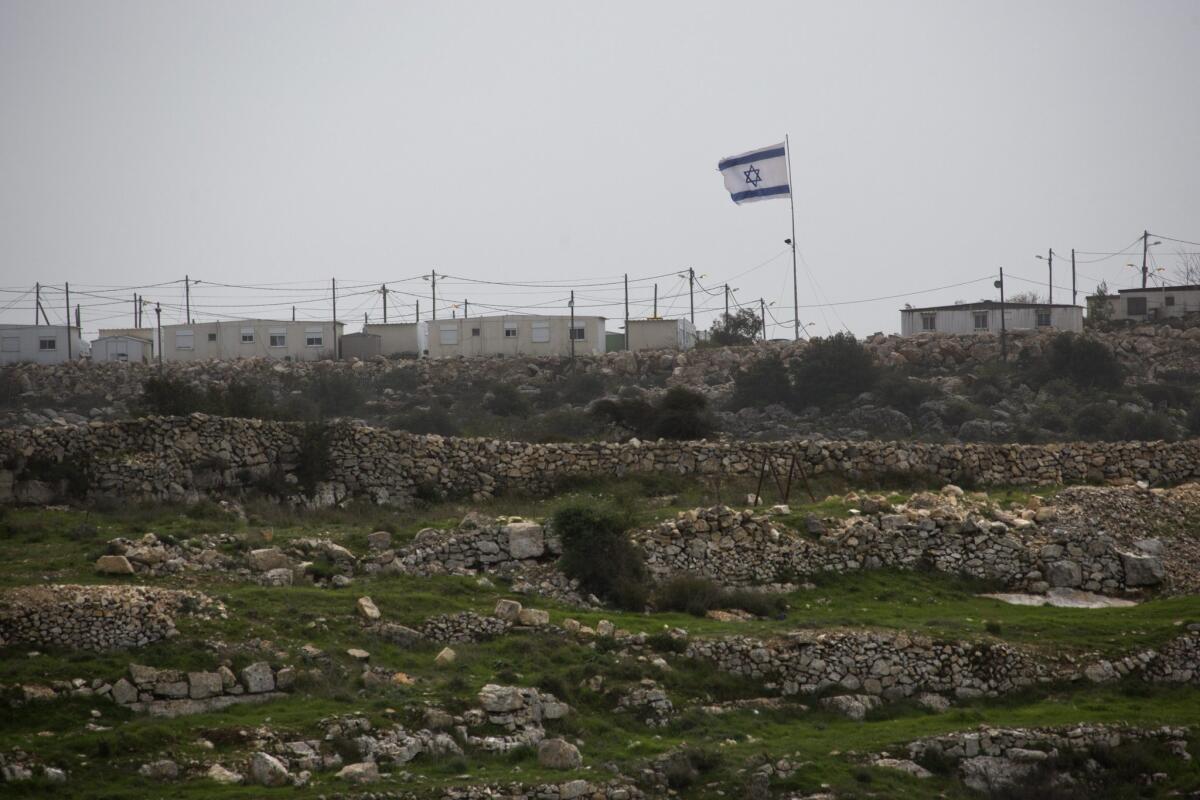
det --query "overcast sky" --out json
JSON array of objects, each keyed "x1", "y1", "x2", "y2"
[{"x1": 2, "y1": 0, "x2": 1198, "y2": 338}]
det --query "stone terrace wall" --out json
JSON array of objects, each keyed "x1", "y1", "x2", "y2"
[{"x1": 2, "y1": 415, "x2": 1200, "y2": 505}]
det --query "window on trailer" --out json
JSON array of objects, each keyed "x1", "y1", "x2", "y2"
[
  {"x1": 1126, "y1": 297, "x2": 1147, "y2": 316},
  {"x1": 503, "y1": 322, "x2": 518, "y2": 338},
  {"x1": 570, "y1": 325, "x2": 586, "y2": 341},
  {"x1": 921, "y1": 313, "x2": 936, "y2": 331},
  {"x1": 240, "y1": 327, "x2": 255, "y2": 344},
  {"x1": 1036, "y1": 309, "x2": 1051, "y2": 327},
  {"x1": 39, "y1": 337, "x2": 57, "y2": 351},
  {"x1": 439, "y1": 325, "x2": 458, "y2": 345},
  {"x1": 531, "y1": 321, "x2": 550, "y2": 343},
  {"x1": 175, "y1": 331, "x2": 193, "y2": 350},
  {"x1": 1, "y1": 337, "x2": 18, "y2": 353},
  {"x1": 973, "y1": 311, "x2": 988, "y2": 330},
  {"x1": 269, "y1": 329, "x2": 286, "y2": 347},
  {"x1": 305, "y1": 328, "x2": 323, "y2": 347}
]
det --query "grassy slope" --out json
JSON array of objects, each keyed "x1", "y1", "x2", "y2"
[{"x1": 1, "y1": 479, "x2": 1198, "y2": 798}]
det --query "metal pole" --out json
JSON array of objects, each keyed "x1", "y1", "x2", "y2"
[
  {"x1": 292, "y1": 305, "x2": 295, "y2": 322},
  {"x1": 1047, "y1": 249, "x2": 1053, "y2": 305},
  {"x1": 332, "y1": 278, "x2": 338, "y2": 358},
  {"x1": 624, "y1": 273, "x2": 629, "y2": 351},
  {"x1": 382, "y1": 284, "x2": 388, "y2": 323},
  {"x1": 1071, "y1": 249, "x2": 1076, "y2": 306},
  {"x1": 569, "y1": 290, "x2": 575, "y2": 360},
  {"x1": 653, "y1": 284, "x2": 658, "y2": 318},
  {"x1": 155, "y1": 302, "x2": 162, "y2": 369},
  {"x1": 416, "y1": 299, "x2": 420, "y2": 322},
  {"x1": 34, "y1": 283, "x2": 39, "y2": 325},
  {"x1": 65, "y1": 282, "x2": 72, "y2": 360},
  {"x1": 431, "y1": 270, "x2": 437, "y2": 320},
  {"x1": 133, "y1": 293, "x2": 138, "y2": 327},
  {"x1": 724, "y1": 284, "x2": 730, "y2": 318},
  {"x1": 75, "y1": 304, "x2": 80, "y2": 335},
  {"x1": 785, "y1": 133, "x2": 800, "y2": 341},
  {"x1": 184, "y1": 274, "x2": 191, "y2": 324},
  {"x1": 464, "y1": 299, "x2": 468, "y2": 318},
  {"x1": 688, "y1": 268, "x2": 695, "y2": 324},
  {"x1": 760, "y1": 298, "x2": 767, "y2": 341},
  {"x1": 1142, "y1": 230, "x2": 1149, "y2": 289}
]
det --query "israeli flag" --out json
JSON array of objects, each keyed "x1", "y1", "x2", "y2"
[{"x1": 718, "y1": 142, "x2": 790, "y2": 204}]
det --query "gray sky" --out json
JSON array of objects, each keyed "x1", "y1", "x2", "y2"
[{"x1": 2, "y1": 0, "x2": 1199, "y2": 338}]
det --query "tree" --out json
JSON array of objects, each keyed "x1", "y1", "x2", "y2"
[
  {"x1": 708, "y1": 308, "x2": 763, "y2": 346},
  {"x1": 790, "y1": 332, "x2": 878, "y2": 409},
  {"x1": 1087, "y1": 280, "x2": 1114, "y2": 325},
  {"x1": 1007, "y1": 291, "x2": 1044, "y2": 304},
  {"x1": 1173, "y1": 249, "x2": 1200, "y2": 286}
]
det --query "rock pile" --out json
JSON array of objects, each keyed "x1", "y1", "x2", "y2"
[
  {"x1": 899, "y1": 724, "x2": 1192, "y2": 794},
  {"x1": 0, "y1": 585, "x2": 223, "y2": 650}
]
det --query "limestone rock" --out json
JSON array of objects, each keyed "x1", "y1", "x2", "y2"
[
  {"x1": 538, "y1": 737, "x2": 582, "y2": 769},
  {"x1": 356, "y1": 596, "x2": 381, "y2": 621},
  {"x1": 240, "y1": 662, "x2": 275, "y2": 694},
  {"x1": 434, "y1": 647, "x2": 456, "y2": 666},
  {"x1": 248, "y1": 752, "x2": 290, "y2": 787},
  {"x1": 336, "y1": 762, "x2": 380, "y2": 783},
  {"x1": 494, "y1": 598, "x2": 523, "y2": 621},
  {"x1": 95, "y1": 555, "x2": 134, "y2": 575}
]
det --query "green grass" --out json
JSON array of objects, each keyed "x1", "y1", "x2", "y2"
[{"x1": 2, "y1": 482, "x2": 1199, "y2": 798}]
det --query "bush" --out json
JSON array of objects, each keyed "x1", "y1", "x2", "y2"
[
  {"x1": 873, "y1": 370, "x2": 941, "y2": 416},
  {"x1": 790, "y1": 332, "x2": 878, "y2": 409},
  {"x1": 729, "y1": 353, "x2": 793, "y2": 410},
  {"x1": 293, "y1": 423, "x2": 333, "y2": 494},
  {"x1": 1022, "y1": 333, "x2": 1123, "y2": 390},
  {"x1": 555, "y1": 372, "x2": 606, "y2": 406},
  {"x1": 483, "y1": 383, "x2": 529, "y2": 417},
  {"x1": 707, "y1": 308, "x2": 762, "y2": 346},
  {"x1": 139, "y1": 375, "x2": 212, "y2": 416},
  {"x1": 305, "y1": 373, "x2": 365, "y2": 418},
  {"x1": 1072, "y1": 402, "x2": 1117, "y2": 438},
  {"x1": 590, "y1": 387, "x2": 714, "y2": 441},
  {"x1": 1109, "y1": 409, "x2": 1176, "y2": 442},
  {"x1": 553, "y1": 502, "x2": 647, "y2": 610}
]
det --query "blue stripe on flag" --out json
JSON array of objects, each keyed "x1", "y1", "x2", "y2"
[
  {"x1": 718, "y1": 147, "x2": 786, "y2": 171},
  {"x1": 730, "y1": 185, "x2": 790, "y2": 202}
]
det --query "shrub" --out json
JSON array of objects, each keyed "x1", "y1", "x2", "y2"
[
  {"x1": 293, "y1": 423, "x2": 333, "y2": 494},
  {"x1": 553, "y1": 502, "x2": 647, "y2": 610},
  {"x1": 707, "y1": 308, "x2": 762, "y2": 346},
  {"x1": 139, "y1": 375, "x2": 211, "y2": 416},
  {"x1": 590, "y1": 387, "x2": 714, "y2": 441},
  {"x1": 1108, "y1": 409, "x2": 1176, "y2": 442},
  {"x1": 556, "y1": 372, "x2": 606, "y2": 406},
  {"x1": 790, "y1": 332, "x2": 878, "y2": 409},
  {"x1": 873, "y1": 370, "x2": 941, "y2": 416},
  {"x1": 1072, "y1": 402, "x2": 1117, "y2": 438},
  {"x1": 483, "y1": 383, "x2": 529, "y2": 417},
  {"x1": 729, "y1": 353, "x2": 793, "y2": 410},
  {"x1": 305, "y1": 373, "x2": 365, "y2": 418},
  {"x1": 223, "y1": 379, "x2": 276, "y2": 419},
  {"x1": 1022, "y1": 333, "x2": 1124, "y2": 390}
]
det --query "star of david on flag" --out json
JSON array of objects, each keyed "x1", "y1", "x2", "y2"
[{"x1": 717, "y1": 142, "x2": 790, "y2": 204}]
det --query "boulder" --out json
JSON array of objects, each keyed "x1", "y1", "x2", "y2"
[
  {"x1": 505, "y1": 522, "x2": 545, "y2": 560},
  {"x1": 479, "y1": 684, "x2": 525, "y2": 713},
  {"x1": 240, "y1": 662, "x2": 275, "y2": 694},
  {"x1": 111, "y1": 678, "x2": 138, "y2": 705},
  {"x1": 246, "y1": 548, "x2": 290, "y2": 572},
  {"x1": 188, "y1": 671, "x2": 224, "y2": 700},
  {"x1": 434, "y1": 647, "x2": 456, "y2": 666},
  {"x1": 366, "y1": 531, "x2": 392, "y2": 550},
  {"x1": 248, "y1": 752, "x2": 290, "y2": 787},
  {"x1": 494, "y1": 599, "x2": 523, "y2": 622},
  {"x1": 538, "y1": 738, "x2": 582, "y2": 770},
  {"x1": 206, "y1": 764, "x2": 242, "y2": 784},
  {"x1": 356, "y1": 596, "x2": 381, "y2": 621},
  {"x1": 517, "y1": 608, "x2": 550, "y2": 626},
  {"x1": 959, "y1": 756, "x2": 1036, "y2": 793},
  {"x1": 95, "y1": 555, "x2": 134, "y2": 575},
  {"x1": 818, "y1": 694, "x2": 882, "y2": 721},
  {"x1": 336, "y1": 762, "x2": 380, "y2": 783},
  {"x1": 1045, "y1": 560, "x2": 1082, "y2": 588},
  {"x1": 1120, "y1": 551, "x2": 1165, "y2": 587}
]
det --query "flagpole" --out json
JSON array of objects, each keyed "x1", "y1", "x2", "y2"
[{"x1": 785, "y1": 134, "x2": 799, "y2": 341}]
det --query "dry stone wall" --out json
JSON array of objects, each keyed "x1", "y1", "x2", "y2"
[
  {"x1": 0, "y1": 585, "x2": 223, "y2": 650},
  {"x1": 3, "y1": 415, "x2": 1200, "y2": 506},
  {"x1": 685, "y1": 630, "x2": 1051, "y2": 699}
]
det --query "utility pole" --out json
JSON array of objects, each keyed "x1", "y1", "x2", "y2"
[
  {"x1": 292, "y1": 305, "x2": 295, "y2": 322},
  {"x1": 653, "y1": 284, "x2": 658, "y2": 318},
  {"x1": 416, "y1": 299, "x2": 420, "y2": 322},
  {"x1": 624, "y1": 273, "x2": 629, "y2": 351},
  {"x1": 760, "y1": 298, "x2": 767, "y2": 341},
  {"x1": 65, "y1": 282, "x2": 72, "y2": 360},
  {"x1": 155, "y1": 302, "x2": 163, "y2": 369},
  {"x1": 75, "y1": 304, "x2": 80, "y2": 333},
  {"x1": 688, "y1": 268, "x2": 695, "y2": 325},
  {"x1": 332, "y1": 278, "x2": 338, "y2": 358},
  {"x1": 1142, "y1": 230, "x2": 1149, "y2": 289},
  {"x1": 381, "y1": 284, "x2": 388, "y2": 323},
  {"x1": 724, "y1": 283, "x2": 730, "y2": 318},
  {"x1": 34, "y1": 283, "x2": 40, "y2": 325},
  {"x1": 184, "y1": 274, "x2": 191, "y2": 324},
  {"x1": 1071, "y1": 249, "x2": 1077, "y2": 306},
  {"x1": 463, "y1": 299, "x2": 468, "y2": 318},
  {"x1": 133, "y1": 294, "x2": 138, "y2": 327},
  {"x1": 569, "y1": 291, "x2": 576, "y2": 361},
  {"x1": 1047, "y1": 249, "x2": 1053, "y2": 304},
  {"x1": 996, "y1": 269, "x2": 1007, "y2": 360},
  {"x1": 431, "y1": 270, "x2": 437, "y2": 320}
]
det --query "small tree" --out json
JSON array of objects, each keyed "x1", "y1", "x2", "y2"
[
  {"x1": 1007, "y1": 290, "x2": 1044, "y2": 304},
  {"x1": 1087, "y1": 280, "x2": 1115, "y2": 325},
  {"x1": 553, "y1": 502, "x2": 647, "y2": 610},
  {"x1": 729, "y1": 353, "x2": 793, "y2": 410},
  {"x1": 708, "y1": 308, "x2": 763, "y2": 346}
]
